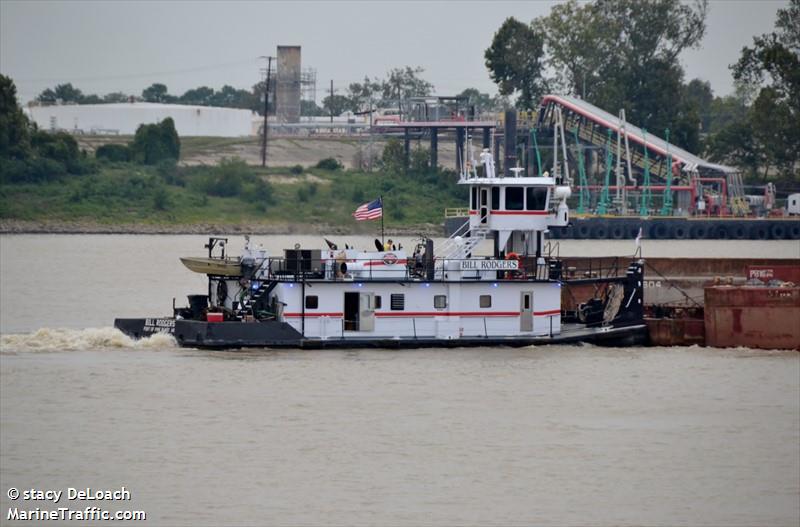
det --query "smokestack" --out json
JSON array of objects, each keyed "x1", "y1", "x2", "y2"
[{"x1": 504, "y1": 109, "x2": 516, "y2": 177}]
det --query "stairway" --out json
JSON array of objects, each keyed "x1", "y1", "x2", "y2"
[
  {"x1": 241, "y1": 280, "x2": 278, "y2": 314},
  {"x1": 436, "y1": 225, "x2": 491, "y2": 261}
]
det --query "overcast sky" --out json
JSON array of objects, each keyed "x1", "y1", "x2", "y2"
[{"x1": 0, "y1": 0, "x2": 787, "y2": 104}]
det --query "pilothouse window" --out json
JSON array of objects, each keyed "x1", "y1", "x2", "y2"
[
  {"x1": 491, "y1": 187, "x2": 500, "y2": 210},
  {"x1": 526, "y1": 187, "x2": 548, "y2": 210},
  {"x1": 506, "y1": 187, "x2": 524, "y2": 210}
]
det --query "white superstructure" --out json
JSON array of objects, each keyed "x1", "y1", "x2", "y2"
[{"x1": 204, "y1": 149, "x2": 577, "y2": 342}]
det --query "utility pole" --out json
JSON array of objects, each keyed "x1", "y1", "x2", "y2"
[
  {"x1": 260, "y1": 55, "x2": 274, "y2": 168},
  {"x1": 329, "y1": 79, "x2": 334, "y2": 124}
]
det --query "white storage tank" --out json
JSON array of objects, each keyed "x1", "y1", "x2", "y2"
[{"x1": 24, "y1": 102, "x2": 254, "y2": 137}]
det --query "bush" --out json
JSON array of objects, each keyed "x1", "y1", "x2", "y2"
[
  {"x1": 315, "y1": 157, "x2": 341, "y2": 170},
  {"x1": 152, "y1": 186, "x2": 170, "y2": 211},
  {"x1": 380, "y1": 139, "x2": 405, "y2": 175},
  {"x1": 156, "y1": 159, "x2": 184, "y2": 186},
  {"x1": 290, "y1": 164, "x2": 304, "y2": 174},
  {"x1": 351, "y1": 187, "x2": 364, "y2": 203},
  {"x1": 242, "y1": 178, "x2": 274, "y2": 206},
  {"x1": 95, "y1": 143, "x2": 130, "y2": 162},
  {"x1": 130, "y1": 118, "x2": 180, "y2": 165},
  {"x1": 189, "y1": 157, "x2": 268, "y2": 198}
]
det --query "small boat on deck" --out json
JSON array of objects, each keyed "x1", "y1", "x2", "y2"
[{"x1": 180, "y1": 256, "x2": 242, "y2": 276}]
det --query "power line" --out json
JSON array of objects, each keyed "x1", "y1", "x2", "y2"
[{"x1": 12, "y1": 59, "x2": 258, "y2": 84}]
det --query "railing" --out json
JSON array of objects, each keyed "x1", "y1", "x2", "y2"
[
  {"x1": 445, "y1": 207, "x2": 469, "y2": 218},
  {"x1": 560, "y1": 256, "x2": 626, "y2": 281},
  {"x1": 262, "y1": 256, "x2": 558, "y2": 283}
]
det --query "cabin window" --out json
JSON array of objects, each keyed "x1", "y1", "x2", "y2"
[
  {"x1": 390, "y1": 294, "x2": 405, "y2": 311},
  {"x1": 480, "y1": 295, "x2": 492, "y2": 308},
  {"x1": 491, "y1": 187, "x2": 500, "y2": 210},
  {"x1": 471, "y1": 187, "x2": 477, "y2": 210},
  {"x1": 374, "y1": 295, "x2": 382, "y2": 309},
  {"x1": 526, "y1": 187, "x2": 548, "y2": 210},
  {"x1": 305, "y1": 295, "x2": 318, "y2": 309},
  {"x1": 434, "y1": 295, "x2": 447, "y2": 309},
  {"x1": 505, "y1": 187, "x2": 524, "y2": 210}
]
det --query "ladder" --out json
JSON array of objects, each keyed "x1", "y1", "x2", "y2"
[
  {"x1": 572, "y1": 127, "x2": 590, "y2": 214},
  {"x1": 596, "y1": 130, "x2": 613, "y2": 215},
  {"x1": 639, "y1": 129, "x2": 653, "y2": 216},
  {"x1": 659, "y1": 129, "x2": 674, "y2": 216}
]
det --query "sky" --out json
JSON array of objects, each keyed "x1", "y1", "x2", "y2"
[{"x1": 0, "y1": 0, "x2": 788, "y2": 104}]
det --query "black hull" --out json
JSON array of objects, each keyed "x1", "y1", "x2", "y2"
[{"x1": 114, "y1": 318, "x2": 648, "y2": 350}]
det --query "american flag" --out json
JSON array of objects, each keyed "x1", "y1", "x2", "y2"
[{"x1": 353, "y1": 198, "x2": 383, "y2": 221}]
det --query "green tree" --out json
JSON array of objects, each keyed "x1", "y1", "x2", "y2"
[
  {"x1": 180, "y1": 86, "x2": 214, "y2": 106},
  {"x1": 683, "y1": 79, "x2": 714, "y2": 132},
  {"x1": 380, "y1": 139, "x2": 405, "y2": 175},
  {"x1": 456, "y1": 88, "x2": 504, "y2": 114},
  {"x1": 509, "y1": 0, "x2": 709, "y2": 149},
  {"x1": 730, "y1": 0, "x2": 799, "y2": 182},
  {"x1": 130, "y1": 118, "x2": 180, "y2": 165},
  {"x1": 251, "y1": 79, "x2": 275, "y2": 115},
  {"x1": 347, "y1": 76, "x2": 382, "y2": 111},
  {"x1": 142, "y1": 83, "x2": 170, "y2": 103},
  {"x1": 485, "y1": 17, "x2": 547, "y2": 110},
  {"x1": 103, "y1": 92, "x2": 130, "y2": 103},
  {"x1": 380, "y1": 66, "x2": 434, "y2": 103},
  {"x1": 300, "y1": 100, "x2": 325, "y2": 116},
  {"x1": 322, "y1": 94, "x2": 352, "y2": 116},
  {"x1": 36, "y1": 83, "x2": 85, "y2": 104},
  {"x1": 0, "y1": 74, "x2": 32, "y2": 159}
]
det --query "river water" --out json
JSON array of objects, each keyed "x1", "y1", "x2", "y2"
[{"x1": 1, "y1": 235, "x2": 798, "y2": 526}]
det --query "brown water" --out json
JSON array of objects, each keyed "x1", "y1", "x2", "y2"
[{"x1": 1, "y1": 235, "x2": 799, "y2": 526}]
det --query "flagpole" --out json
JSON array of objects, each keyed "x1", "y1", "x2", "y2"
[{"x1": 380, "y1": 195, "x2": 385, "y2": 247}]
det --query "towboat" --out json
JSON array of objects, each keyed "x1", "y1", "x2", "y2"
[{"x1": 115, "y1": 149, "x2": 647, "y2": 349}]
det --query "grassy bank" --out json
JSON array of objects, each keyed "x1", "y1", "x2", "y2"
[{"x1": 0, "y1": 159, "x2": 466, "y2": 233}]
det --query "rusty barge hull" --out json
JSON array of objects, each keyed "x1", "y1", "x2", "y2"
[
  {"x1": 559, "y1": 256, "x2": 800, "y2": 349},
  {"x1": 704, "y1": 286, "x2": 800, "y2": 350}
]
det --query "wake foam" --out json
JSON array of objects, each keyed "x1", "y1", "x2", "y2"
[{"x1": 0, "y1": 327, "x2": 177, "y2": 353}]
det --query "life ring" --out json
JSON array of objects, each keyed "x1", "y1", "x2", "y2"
[{"x1": 505, "y1": 252, "x2": 524, "y2": 279}]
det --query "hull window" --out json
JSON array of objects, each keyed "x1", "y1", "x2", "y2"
[
  {"x1": 390, "y1": 294, "x2": 405, "y2": 311},
  {"x1": 305, "y1": 295, "x2": 318, "y2": 309},
  {"x1": 480, "y1": 295, "x2": 492, "y2": 308},
  {"x1": 434, "y1": 295, "x2": 447, "y2": 309}
]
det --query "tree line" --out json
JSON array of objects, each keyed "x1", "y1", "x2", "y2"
[
  {"x1": 31, "y1": 66, "x2": 508, "y2": 119},
  {"x1": 484, "y1": 0, "x2": 798, "y2": 186}
]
